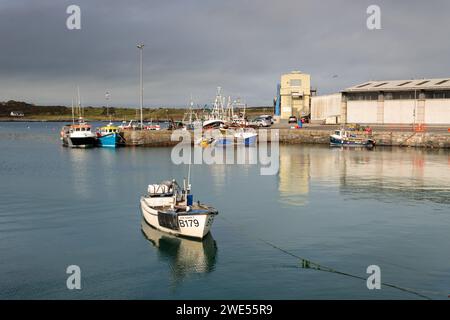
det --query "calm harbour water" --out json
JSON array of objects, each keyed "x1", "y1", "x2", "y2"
[{"x1": 0, "y1": 122, "x2": 449, "y2": 300}]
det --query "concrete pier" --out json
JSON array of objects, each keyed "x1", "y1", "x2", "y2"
[{"x1": 123, "y1": 129, "x2": 450, "y2": 148}]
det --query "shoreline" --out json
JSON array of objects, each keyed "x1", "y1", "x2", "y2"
[
  {"x1": 122, "y1": 128, "x2": 450, "y2": 148},
  {"x1": 2, "y1": 120, "x2": 449, "y2": 148},
  {"x1": 0, "y1": 118, "x2": 134, "y2": 122}
]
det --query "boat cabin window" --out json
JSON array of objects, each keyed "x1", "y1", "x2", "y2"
[
  {"x1": 334, "y1": 130, "x2": 341, "y2": 135},
  {"x1": 86, "y1": 128, "x2": 90, "y2": 131},
  {"x1": 76, "y1": 128, "x2": 80, "y2": 131}
]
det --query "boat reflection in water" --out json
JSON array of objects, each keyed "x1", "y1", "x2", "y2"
[
  {"x1": 277, "y1": 145, "x2": 450, "y2": 206},
  {"x1": 141, "y1": 220, "x2": 217, "y2": 284}
]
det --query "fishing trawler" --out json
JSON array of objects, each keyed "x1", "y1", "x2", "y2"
[
  {"x1": 140, "y1": 177, "x2": 218, "y2": 239},
  {"x1": 182, "y1": 98, "x2": 202, "y2": 130},
  {"x1": 60, "y1": 88, "x2": 97, "y2": 148},
  {"x1": 96, "y1": 122, "x2": 125, "y2": 148},
  {"x1": 61, "y1": 117, "x2": 97, "y2": 148},
  {"x1": 330, "y1": 129, "x2": 375, "y2": 148}
]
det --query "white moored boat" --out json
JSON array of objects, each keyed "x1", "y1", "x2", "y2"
[{"x1": 140, "y1": 179, "x2": 218, "y2": 239}]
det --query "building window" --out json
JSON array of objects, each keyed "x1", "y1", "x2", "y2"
[
  {"x1": 346, "y1": 93, "x2": 379, "y2": 101},
  {"x1": 423, "y1": 90, "x2": 450, "y2": 99},
  {"x1": 392, "y1": 91, "x2": 415, "y2": 99},
  {"x1": 290, "y1": 79, "x2": 301, "y2": 87}
]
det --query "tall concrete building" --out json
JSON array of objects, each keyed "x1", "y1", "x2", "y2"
[{"x1": 279, "y1": 71, "x2": 311, "y2": 119}]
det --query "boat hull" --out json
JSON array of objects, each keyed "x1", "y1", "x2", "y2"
[
  {"x1": 65, "y1": 136, "x2": 97, "y2": 148},
  {"x1": 216, "y1": 137, "x2": 233, "y2": 146},
  {"x1": 330, "y1": 136, "x2": 375, "y2": 148},
  {"x1": 243, "y1": 134, "x2": 257, "y2": 146},
  {"x1": 97, "y1": 133, "x2": 122, "y2": 148},
  {"x1": 215, "y1": 132, "x2": 258, "y2": 147},
  {"x1": 140, "y1": 197, "x2": 217, "y2": 239}
]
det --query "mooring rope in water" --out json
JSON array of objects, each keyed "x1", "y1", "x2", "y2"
[{"x1": 217, "y1": 215, "x2": 447, "y2": 300}]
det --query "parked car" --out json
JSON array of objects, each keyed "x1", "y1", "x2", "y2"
[
  {"x1": 259, "y1": 115, "x2": 274, "y2": 124},
  {"x1": 250, "y1": 117, "x2": 272, "y2": 127},
  {"x1": 288, "y1": 115, "x2": 298, "y2": 124},
  {"x1": 300, "y1": 114, "x2": 310, "y2": 123}
]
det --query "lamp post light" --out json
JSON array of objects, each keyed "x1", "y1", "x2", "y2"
[{"x1": 137, "y1": 43, "x2": 144, "y2": 129}]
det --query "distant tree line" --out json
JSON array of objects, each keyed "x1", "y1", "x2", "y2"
[
  {"x1": 0, "y1": 100, "x2": 275, "y2": 119},
  {"x1": 0, "y1": 100, "x2": 68, "y2": 116}
]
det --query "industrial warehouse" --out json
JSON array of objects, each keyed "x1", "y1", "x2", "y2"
[{"x1": 276, "y1": 71, "x2": 450, "y2": 126}]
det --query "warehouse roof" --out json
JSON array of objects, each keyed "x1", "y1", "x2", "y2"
[{"x1": 343, "y1": 78, "x2": 450, "y2": 92}]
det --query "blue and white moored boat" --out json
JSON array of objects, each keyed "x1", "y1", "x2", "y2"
[
  {"x1": 215, "y1": 127, "x2": 257, "y2": 146},
  {"x1": 97, "y1": 123, "x2": 124, "y2": 148},
  {"x1": 235, "y1": 129, "x2": 257, "y2": 146},
  {"x1": 330, "y1": 129, "x2": 375, "y2": 148}
]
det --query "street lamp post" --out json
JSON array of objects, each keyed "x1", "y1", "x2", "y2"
[{"x1": 137, "y1": 43, "x2": 144, "y2": 129}]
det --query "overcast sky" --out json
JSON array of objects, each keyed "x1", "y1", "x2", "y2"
[{"x1": 1, "y1": 0, "x2": 449, "y2": 107}]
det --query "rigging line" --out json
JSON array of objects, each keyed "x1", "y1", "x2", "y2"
[{"x1": 217, "y1": 215, "x2": 441, "y2": 300}]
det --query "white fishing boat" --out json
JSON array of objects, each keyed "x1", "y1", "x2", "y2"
[
  {"x1": 60, "y1": 88, "x2": 97, "y2": 148},
  {"x1": 146, "y1": 121, "x2": 161, "y2": 131},
  {"x1": 330, "y1": 128, "x2": 375, "y2": 149},
  {"x1": 119, "y1": 120, "x2": 140, "y2": 130},
  {"x1": 140, "y1": 174, "x2": 218, "y2": 239},
  {"x1": 202, "y1": 87, "x2": 231, "y2": 129},
  {"x1": 61, "y1": 118, "x2": 97, "y2": 148},
  {"x1": 202, "y1": 119, "x2": 226, "y2": 129}
]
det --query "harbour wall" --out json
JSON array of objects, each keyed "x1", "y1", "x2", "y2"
[{"x1": 123, "y1": 129, "x2": 450, "y2": 148}]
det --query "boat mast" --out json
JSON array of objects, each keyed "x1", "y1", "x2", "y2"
[
  {"x1": 183, "y1": 94, "x2": 196, "y2": 126},
  {"x1": 243, "y1": 102, "x2": 246, "y2": 123},
  {"x1": 105, "y1": 90, "x2": 111, "y2": 123},
  {"x1": 71, "y1": 98, "x2": 75, "y2": 125},
  {"x1": 227, "y1": 96, "x2": 231, "y2": 121},
  {"x1": 77, "y1": 86, "x2": 82, "y2": 121},
  {"x1": 185, "y1": 140, "x2": 193, "y2": 200},
  {"x1": 187, "y1": 146, "x2": 192, "y2": 193}
]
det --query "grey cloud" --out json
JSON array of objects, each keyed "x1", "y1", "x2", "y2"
[{"x1": 0, "y1": 0, "x2": 449, "y2": 106}]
